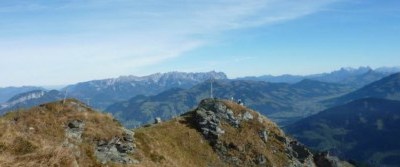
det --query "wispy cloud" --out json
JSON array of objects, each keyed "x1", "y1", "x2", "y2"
[{"x1": 0, "y1": 0, "x2": 342, "y2": 86}]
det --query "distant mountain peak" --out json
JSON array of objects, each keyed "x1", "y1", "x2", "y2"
[
  {"x1": 0, "y1": 90, "x2": 64, "y2": 114},
  {"x1": 115, "y1": 71, "x2": 227, "y2": 83},
  {"x1": 0, "y1": 86, "x2": 45, "y2": 103},
  {"x1": 6, "y1": 90, "x2": 46, "y2": 104},
  {"x1": 64, "y1": 71, "x2": 227, "y2": 109},
  {"x1": 340, "y1": 66, "x2": 372, "y2": 72},
  {"x1": 239, "y1": 66, "x2": 399, "y2": 88}
]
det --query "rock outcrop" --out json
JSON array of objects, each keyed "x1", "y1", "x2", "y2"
[
  {"x1": 313, "y1": 152, "x2": 353, "y2": 167},
  {"x1": 192, "y1": 98, "x2": 321, "y2": 167},
  {"x1": 95, "y1": 131, "x2": 137, "y2": 164},
  {"x1": 65, "y1": 120, "x2": 85, "y2": 141}
]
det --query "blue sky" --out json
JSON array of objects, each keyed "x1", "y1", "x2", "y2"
[{"x1": 1, "y1": 0, "x2": 399, "y2": 86}]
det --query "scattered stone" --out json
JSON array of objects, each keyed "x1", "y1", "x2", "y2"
[
  {"x1": 243, "y1": 111, "x2": 253, "y2": 121},
  {"x1": 257, "y1": 113, "x2": 267, "y2": 124},
  {"x1": 227, "y1": 110, "x2": 234, "y2": 119},
  {"x1": 66, "y1": 101, "x2": 88, "y2": 112},
  {"x1": 65, "y1": 120, "x2": 85, "y2": 141},
  {"x1": 122, "y1": 128, "x2": 135, "y2": 142},
  {"x1": 255, "y1": 154, "x2": 267, "y2": 165},
  {"x1": 95, "y1": 136, "x2": 138, "y2": 164},
  {"x1": 287, "y1": 140, "x2": 313, "y2": 163},
  {"x1": 230, "y1": 157, "x2": 241, "y2": 166},
  {"x1": 68, "y1": 120, "x2": 84, "y2": 129},
  {"x1": 216, "y1": 127, "x2": 225, "y2": 135},
  {"x1": 259, "y1": 130, "x2": 269, "y2": 143},
  {"x1": 64, "y1": 120, "x2": 86, "y2": 159},
  {"x1": 154, "y1": 117, "x2": 162, "y2": 124}
]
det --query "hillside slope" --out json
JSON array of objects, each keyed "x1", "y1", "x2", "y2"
[
  {"x1": 128, "y1": 98, "x2": 352, "y2": 167},
  {"x1": 286, "y1": 98, "x2": 400, "y2": 167},
  {"x1": 0, "y1": 99, "x2": 135, "y2": 166},
  {"x1": 0, "y1": 99, "x2": 351, "y2": 166},
  {"x1": 325, "y1": 72, "x2": 400, "y2": 106}
]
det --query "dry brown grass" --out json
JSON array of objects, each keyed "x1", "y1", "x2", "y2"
[
  {"x1": 132, "y1": 116, "x2": 225, "y2": 167},
  {"x1": 215, "y1": 100, "x2": 290, "y2": 167},
  {"x1": 128, "y1": 99, "x2": 294, "y2": 167},
  {"x1": 0, "y1": 99, "x2": 125, "y2": 167},
  {"x1": 0, "y1": 98, "x2": 298, "y2": 167}
]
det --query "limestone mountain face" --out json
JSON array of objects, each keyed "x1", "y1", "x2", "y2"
[
  {"x1": 0, "y1": 90, "x2": 64, "y2": 115},
  {"x1": 0, "y1": 98, "x2": 352, "y2": 166},
  {"x1": 0, "y1": 86, "x2": 44, "y2": 103},
  {"x1": 64, "y1": 71, "x2": 227, "y2": 109}
]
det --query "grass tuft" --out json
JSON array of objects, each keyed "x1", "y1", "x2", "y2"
[{"x1": 12, "y1": 137, "x2": 37, "y2": 155}]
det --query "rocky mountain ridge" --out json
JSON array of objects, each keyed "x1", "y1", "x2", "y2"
[
  {"x1": 239, "y1": 66, "x2": 400, "y2": 88},
  {"x1": 0, "y1": 99, "x2": 136, "y2": 166},
  {"x1": 0, "y1": 98, "x2": 352, "y2": 166}
]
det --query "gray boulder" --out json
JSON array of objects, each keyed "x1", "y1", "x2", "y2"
[
  {"x1": 95, "y1": 137, "x2": 137, "y2": 164},
  {"x1": 243, "y1": 111, "x2": 253, "y2": 121},
  {"x1": 66, "y1": 120, "x2": 85, "y2": 141}
]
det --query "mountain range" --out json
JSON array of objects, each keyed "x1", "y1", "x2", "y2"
[
  {"x1": 324, "y1": 72, "x2": 400, "y2": 107},
  {"x1": 0, "y1": 90, "x2": 64, "y2": 115},
  {"x1": 285, "y1": 73, "x2": 400, "y2": 166},
  {"x1": 0, "y1": 86, "x2": 44, "y2": 103},
  {"x1": 239, "y1": 66, "x2": 400, "y2": 88},
  {"x1": 1, "y1": 68, "x2": 400, "y2": 166},
  {"x1": 1, "y1": 67, "x2": 398, "y2": 115},
  {"x1": 0, "y1": 71, "x2": 227, "y2": 114},
  {"x1": 106, "y1": 79, "x2": 353, "y2": 127},
  {"x1": 2, "y1": 67, "x2": 399, "y2": 128},
  {"x1": 63, "y1": 71, "x2": 227, "y2": 109},
  {"x1": 286, "y1": 98, "x2": 400, "y2": 167}
]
